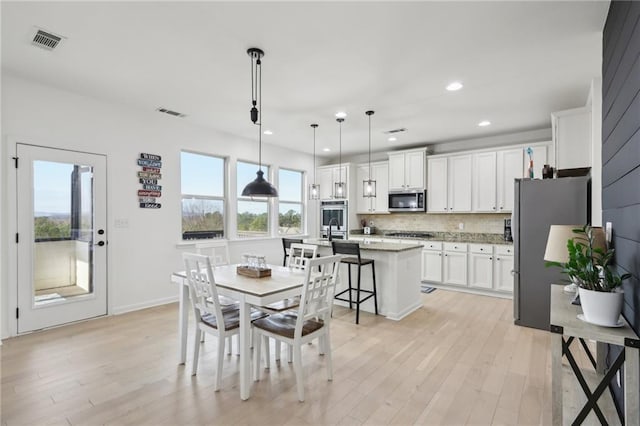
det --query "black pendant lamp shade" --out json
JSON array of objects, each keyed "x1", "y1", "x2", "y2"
[
  {"x1": 309, "y1": 123, "x2": 320, "y2": 200},
  {"x1": 334, "y1": 117, "x2": 346, "y2": 199},
  {"x1": 241, "y1": 47, "x2": 278, "y2": 198},
  {"x1": 363, "y1": 110, "x2": 376, "y2": 198}
]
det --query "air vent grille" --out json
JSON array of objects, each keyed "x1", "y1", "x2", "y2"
[
  {"x1": 156, "y1": 107, "x2": 187, "y2": 118},
  {"x1": 383, "y1": 128, "x2": 408, "y2": 134},
  {"x1": 32, "y1": 29, "x2": 62, "y2": 50}
]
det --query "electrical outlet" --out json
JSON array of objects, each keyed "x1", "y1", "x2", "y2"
[
  {"x1": 369, "y1": 220, "x2": 375, "y2": 227},
  {"x1": 458, "y1": 222, "x2": 464, "y2": 230},
  {"x1": 605, "y1": 222, "x2": 613, "y2": 244}
]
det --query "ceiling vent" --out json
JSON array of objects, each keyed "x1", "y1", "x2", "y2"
[
  {"x1": 31, "y1": 29, "x2": 64, "y2": 51},
  {"x1": 156, "y1": 107, "x2": 187, "y2": 118},
  {"x1": 383, "y1": 128, "x2": 408, "y2": 135}
]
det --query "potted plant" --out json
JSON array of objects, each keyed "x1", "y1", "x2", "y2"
[{"x1": 546, "y1": 225, "x2": 631, "y2": 326}]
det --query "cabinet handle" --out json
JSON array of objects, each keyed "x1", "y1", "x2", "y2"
[
  {"x1": 438, "y1": 253, "x2": 441, "y2": 256},
  {"x1": 496, "y1": 257, "x2": 500, "y2": 260},
  {"x1": 492, "y1": 207, "x2": 496, "y2": 210},
  {"x1": 454, "y1": 246, "x2": 458, "y2": 249},
  {"x1": 480, "y1": 248, "x2": 483, "y2": 251},
  {"x1": 489, "y1": 257, "x2": 493, "y2": 260},
  {"x1": 500, "y1": 207, "x2": 504, "y2": 210}
]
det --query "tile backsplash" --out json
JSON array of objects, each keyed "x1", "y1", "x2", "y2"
[{"x1": 357, "y1": 213, "x2": 510, "y2": 234}]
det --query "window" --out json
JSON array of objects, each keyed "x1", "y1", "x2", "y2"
[
  {"x1": 237, "y1": 161, "x2": 269, "y2": 238},
  {"x1": 180, "y1": 152, "x2": 225, "y2": 240},
  {"x1": 278, "y1": 168, "x2": 304, "y2": 235}
]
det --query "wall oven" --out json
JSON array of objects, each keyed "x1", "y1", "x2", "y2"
[
  {"x1": 388, "y1": 190, "x2": 426, "y2": 212},
  {"x1": 320, "y1": 200, "x2": 347, "y2": 238}
]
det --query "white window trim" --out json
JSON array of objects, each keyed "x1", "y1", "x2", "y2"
[
  {"x1": 277, "y1": 167, "x2": 305, "y2": 237},
  {"x1": 236, "y1": 160, "x2": 272, "y2": 239}
]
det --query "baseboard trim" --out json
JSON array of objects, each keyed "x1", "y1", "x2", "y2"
[{"x1": 112, "y1": 296, "x2": 178, "y2": 315}]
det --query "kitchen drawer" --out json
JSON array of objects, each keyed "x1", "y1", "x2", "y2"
[
  {"x1": 422, "y1": 241, "x2": 443, "y2": 250},
  {"x1": 495, "y1": 245, "x2": 514, "y2": 256},
  {"x1": 444, "y1": 242, "x2": 467, "y2": 252},
  {"x1": 469, "y1": 243, "x2": 493, "y2": 254}
]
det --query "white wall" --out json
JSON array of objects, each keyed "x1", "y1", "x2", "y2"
[
  {"x1": 588, "y1": 77, "x2": 603, "y2": 226},
  {"x1": 1, "y1": 73, "x2": 317, "y2": 338}
]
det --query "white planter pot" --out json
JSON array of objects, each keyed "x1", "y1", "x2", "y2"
[{"x1": 579, "y1": 287, "x2": 623, "y2": 327}]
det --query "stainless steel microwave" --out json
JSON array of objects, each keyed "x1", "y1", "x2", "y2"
[{"x1": 388, "y1": 190, "x2": 426, "y2": 212}]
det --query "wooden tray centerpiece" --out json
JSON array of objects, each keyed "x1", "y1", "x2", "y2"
[{"x1": 236, "y1": 266, "x2": 272, "y2": 278}]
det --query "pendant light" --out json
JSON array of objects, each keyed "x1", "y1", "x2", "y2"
[
  {"x1": 334, "y1": 117, "x2": 346, "y2": 199},
  {"x1": 309, "y1": 123, "x2": 320, "y2": 200},
  {"x1": 363, "y1": 110, "x2": 376, "y2": 198},
  {"x1": 241, "y1": 47, "x2": 278, "y2": 197}
]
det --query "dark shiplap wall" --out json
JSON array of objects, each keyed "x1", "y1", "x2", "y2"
[{"x1": 602, "y1": 0, "x2": 640, "y2": 411}]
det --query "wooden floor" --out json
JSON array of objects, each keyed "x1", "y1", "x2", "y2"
[{"x1": 1, "y1": 290, "x2": 554, "y2": 425}]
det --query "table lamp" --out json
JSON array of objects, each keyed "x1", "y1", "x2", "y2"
[{"x1": 544, "y1": 225, "x2": 607, "y2": 293}]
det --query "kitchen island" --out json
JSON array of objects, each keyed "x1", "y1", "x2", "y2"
[{"x1": 305, "y1": 239, "x2": 423, "y2": 320}]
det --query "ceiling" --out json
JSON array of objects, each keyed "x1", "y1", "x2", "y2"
[{"x1": 1, "y1": 1, "x2": 609, "y2": 157}]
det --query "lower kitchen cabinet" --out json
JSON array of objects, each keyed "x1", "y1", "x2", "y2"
[
  {"x1": 421, "y1": 244, "x2": 443, "y2": 283},
  {"x1": 443, "y1": 243, "x2": 467, "y2": 286},
  {"x1": 469, "y1": 243, "x2": 493, "y2": 289},
  {"x1": 494, "y1": 246, "x2": 514, "y2": 292}
]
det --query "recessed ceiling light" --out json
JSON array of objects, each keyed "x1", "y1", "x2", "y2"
[
  {"x1": 446, "y1": 81, "x2": 463, "y2": 91},
  {"x1": 263, "y1": 130, "x2": 273, "y2": 135},
  {"x1": 388, "y1": 137, "x2": 397, "y2": 142},
  {"x1": 323, "y1": 148, "x2": 331, "y2": 152},
  {"x1": 478, "y1": 120, "x2": 491, "y2": 127},
  {"x1": 335, "y1": 111, "x2": 347, "y2": 118}
]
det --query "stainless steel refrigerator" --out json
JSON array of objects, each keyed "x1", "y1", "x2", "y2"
[{"x1": 513, "y1": 176, "x2": 590, "y2": 330}]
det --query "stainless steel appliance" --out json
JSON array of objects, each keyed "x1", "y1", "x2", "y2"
[
  {"x1": 388, "y1": 190, "x2": 426, "y2": 212},
  {"x1": 504, "y1": 218, "x2": 512, "y2": 241},
  {"x1": 513, "y1": 176, "x2": 590, "y2": 330},
  {"x1": 320, "y1": 200, "x2": 347, "y2": 239}
]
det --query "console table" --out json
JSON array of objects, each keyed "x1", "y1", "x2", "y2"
[{"x1": 550, "y1": 285, "x2": 639, "y2": 425}]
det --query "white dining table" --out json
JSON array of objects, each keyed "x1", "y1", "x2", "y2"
[{"x1": 171, "y1": 264, "x2": 307, "y2": 400}]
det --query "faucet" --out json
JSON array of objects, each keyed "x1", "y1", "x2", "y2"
[{"x1": 327, "y1": 218, "x2": 339, "y2": 241}]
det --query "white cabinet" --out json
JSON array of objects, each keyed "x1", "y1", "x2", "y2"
[
  {"x1": 552, "y1": 107, "x2": 591, "y2": 170},
  {"x1": 356, "y1": 162, "x2": 389, "y2": 214},
  {"x1": 427, "y1": 157, "x2": 448, "y2": 212},
  {"x1": 443, "y1": 243, "x2": 467, "y2": 286},
  {"x1": 472, "y1": 152, "x2": 497, "y2": 212},
  {"x1": 448, "y1": 155, "x2": 472, "y2": 212},
  {"x1": 494, "y1": 245, "x2": 514, "y2": 292},
  {"x1": 427, "y1": 155, "x2": 472, "y2": 212},
  {"x1": 387, "y1": 149, "x2": 425, "y2": 191},
  {"x1": 496, "y1": 148, "x2": 523, "y2": 212},
  {"x1": 469, "y1": 244, "x2": 494, "y2": 289},
  {"x1": 317, "y1": 164, "x2": 349, "y2": 200},
  {"x1": 421, "y1": 242, "x2": 443, "y2": 283}
]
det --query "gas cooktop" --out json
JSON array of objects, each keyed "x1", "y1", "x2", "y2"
[{"x1": 385, "y1": 232, "x2": 434, "y2": 238}]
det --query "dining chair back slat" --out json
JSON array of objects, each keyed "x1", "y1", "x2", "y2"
[
  {"x1": 195, "y1": 240, "x2": 230, "y2": 267},
  {"x1": 286, "y1": 243, "x2": 318, "y2": 270}
]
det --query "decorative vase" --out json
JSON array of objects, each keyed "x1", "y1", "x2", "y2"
[{"x1": 578, "y1": 287, "x2": 623, "y2": 326}]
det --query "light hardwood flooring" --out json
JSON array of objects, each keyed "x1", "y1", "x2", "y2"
[{"x1": 2, "y1": 290, "x2": 555, "y2": 425}]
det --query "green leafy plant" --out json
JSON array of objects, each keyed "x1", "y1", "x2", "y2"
[{"x1": 545, "y1": 224, "x2": 631, "y2": 292}]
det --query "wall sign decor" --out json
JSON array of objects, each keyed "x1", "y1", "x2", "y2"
[{"x1": 138, "y1": 153, "x2": 162, "y2": 208}]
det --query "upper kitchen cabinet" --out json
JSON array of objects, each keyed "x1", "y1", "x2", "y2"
[
  {"x1": 552, "y1": 106, "x2": 591, "y2": 170},
  {"x1": 496, "y1": 148, "x2": 523, "y2": 212},
  {"x1": 388, "y1": 148, "x2": 426, "y2": 191},
  {"x1": 472, "y1": 152, "x2": 497, "y2": 212},
  {"x1": 356, "y1": 161, "x2": 389, "y2": 214},
  {"x1": 317, "y1": 164, "x2": 350, "y2": 200},
  {"x1": 427, "y1": 155, "x2": 472, "y2": 212}
]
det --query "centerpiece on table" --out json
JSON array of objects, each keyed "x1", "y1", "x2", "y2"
[
  {"x1": 545, "y1": 224, "x2": 631, "y2": 327},
  {"x1": 237, "y1": 254, "x2": 271, "y2": 278}
]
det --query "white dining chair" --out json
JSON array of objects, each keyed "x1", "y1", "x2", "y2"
[
  {"x1": 183, "y1": 252, "x2": 264, "y2": 390},
  {"x1": 261, "y1": 243, "x2": 318, "y2": 363},
  {"x1": 252, "y1": 254, "x2": 341, "y2": 402}
]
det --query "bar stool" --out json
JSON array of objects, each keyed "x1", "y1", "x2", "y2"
[
  {"x1": 331, "y1": 241, "x2": 378, "y2": 324},
  {"x1": 281, "y1": 238, "x2": 303, "y2": 266}
]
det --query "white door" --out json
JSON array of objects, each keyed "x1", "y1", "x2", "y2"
[
  {"x1": 421, "y1": 250, "x2": 443, "y2": 282},
  {"x1": 497, "y1": 148, "x2": 523, "y2": 212},
  {"x1": 469, "y1": 253, "x2": 493, "y2": 289},
  {"x1": 448, "y1": 155, "x2": 472, "y2": 212},
  {"x1": 404, "y1": 151, "x2": 425, "y2": 190},
  {"x1": 443, "y1": 252, "x2": 467, "y2": 286},
  {"x1": 472, "y1": 152, "x2": 497, "y2": 212},
  {"x1": 427, "y1": 157, "x2": 448, "y2": 212},
  {"x1": 317, "y1": 167, "x2": 334, "y2": 200},
  {"x1": 494, "y1": 255, "x2": 514, "y2": 292},
  {"x1": 388, "y1": 153, "x2": 406, "y2": 191},
  {"x1": 16, "y1": 144, "x2": 107, "y2": 333},
  {"x1": 372, "y1": 162, "x2": 389, "y2": 213}
]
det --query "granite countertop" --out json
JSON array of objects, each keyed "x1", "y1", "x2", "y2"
[
  {"x1": 305, "y1": 238, "x2": 423, "y2": 252},
  {"x1": 349, "y1": 229, "x2": 513, "y2": 245}
]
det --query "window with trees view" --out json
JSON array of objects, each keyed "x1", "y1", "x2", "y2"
[
  {"x1": 278, "y1": 168, "x2": 304, "y2": 235},
  {"x1": 181, "y1": 152, "x2": 225, "y2": 240},
  {"x1": 237, "y1": 161, "x2": 269, "y2": 238}
]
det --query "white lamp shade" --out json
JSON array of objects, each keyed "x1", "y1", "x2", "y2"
[{"x1": 544, "y1": 225, "x2": 606, "y2": 262}]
